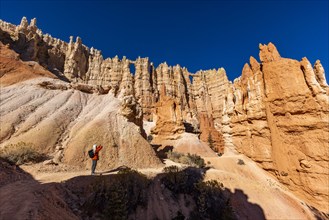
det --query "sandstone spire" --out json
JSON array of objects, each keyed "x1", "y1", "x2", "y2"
[
  {"x1": 249, "y1": 56, "x2": 260, "y2": 73},
  {"x1": 259, "y1": 42, "x2": 281, "y2": 63},
  {"x1": 63, "y1": 36, "x2": 88, "y2": 81},
  {"x1": 29, "y1": 18, "x2": 37, "y2": 32},
  {"x1": 300, "y1": 57, "x2": 325, "y2": 95},
  {"x1": 17, "y1": 16, "x2": 28, "y2": 32},
  {"x1": 313, "y1": 60, "x2": 328, "y2": 88}
]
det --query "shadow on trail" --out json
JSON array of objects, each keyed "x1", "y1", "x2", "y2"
[
  {"x1": 0, "y1": 158, "x2": 78, "y2": 220},
  {"x1": 97, "y1": 165, "x2": 130, "y2": 174},
  {"x1": 62, "y1": 166, "x2": 266, "y2": 220},
  {"x1": 2, "y1": 158, "x2": 327, "y2": 220}
]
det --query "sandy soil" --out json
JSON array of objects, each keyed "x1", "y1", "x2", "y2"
[{"x1": 0, "y1": 143, "x2": 318, "y2": 220}]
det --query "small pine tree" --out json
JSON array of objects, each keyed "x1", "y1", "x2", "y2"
[{"x1": 207, "y1": 134, "x2": 217, "y2": 152}]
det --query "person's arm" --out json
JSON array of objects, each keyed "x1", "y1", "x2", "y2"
[{"x1": 96, "y1": 145, "x2": 103, "y2": 153}]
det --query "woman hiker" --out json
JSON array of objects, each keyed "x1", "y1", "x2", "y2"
[{"x1": 91, "y1": 144, "x2": 103, "y2": 175}]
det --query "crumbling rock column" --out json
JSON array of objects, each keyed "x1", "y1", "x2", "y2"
[
  {"x1": 199, "y1": 113, "x2": 224, "y2": 153},
  {"x1": 119, "y1": 57, "x2": 134, "y2": 97},
  {"x1": 300, "y1": 57, "x2": 325, "y2": 95},
  {"x1": 259, "y1": 42, "x2": 281, "y2": 63},
  {"x1": 85, "y1": 47, "x2": 104, "y2": 85},
  {"x1": 151, "y1": 86, "x2": 185, "y2": 138},
  {"x1": 63, "y1": 36, "x2": 89, "y2": 81},
  {"x1": 191, "y1": 68, "x2": 230, "y2": 125},
  {"x1": 134, "y1": 57, "x2": 153, "y2": 119},
  {"x1": 313, "y1": 60, "x2": 328, "y2": 89}
]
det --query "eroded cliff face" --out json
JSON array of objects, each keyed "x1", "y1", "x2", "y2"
[
  {"x1": 1, "y1": 18, "x2": 328, "y2": 211},
  {"x1": 0, "y1": 18, "x2": 229, "y2": 123},
  {"x1": 150, "y1": 86, "x2": 185, "y2": 139},
  {"x1": 0, "y1": 17, "x2": 228, "y2": 143},
  {"x1": 192, "y1": 68, "x2": 230, "y2": 123},
  {"x1": 222, "y1": 43, "x2": 329, "y2": 211}
]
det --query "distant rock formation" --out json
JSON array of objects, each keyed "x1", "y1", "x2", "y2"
[
  {"x1": 1, "y1": 17, "x2": 328, "y2": 211},
  {"x1": 0, "y1": 17, "x2": 221, "y2": 123}
]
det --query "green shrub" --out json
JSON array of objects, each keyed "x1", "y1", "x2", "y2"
[
  {"x1": 208, "y1": 133, "x2": 214, "y2": 148},
  {"x1": 237, "y1": 159, "x2": 245, "y2": 165},
  {"x1": 0, "y1": 142, "x2": 46, "y2": 165},
  {"x1": 162, "y1": 166, "x2": 188, "y2": 194},
  {"x1": 166, "y1": 150, "x2": 183, "y2": 161},
  {"x1": 191, "y1": 180, "x2": 234, "y2": 219},
  {"x1": 163, "y1": 165, "x2": 181, "y2": 173},
  {"x1": 161, "y1": 167, "x2": 235, "y2": 219},
  {"x1": 186, "y1": 153, "x2": 205, "y2": 168},
  {"x1": 83, "y1": 169, "x2": 151, "y2": 219},
  {"x1": 166, "y1": 151, "x2": 205, "y2": 168}
]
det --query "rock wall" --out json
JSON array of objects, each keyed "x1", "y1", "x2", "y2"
[
  {"x1": 64, "y1": 36, "x2": 89, "y2": 81},
  {"x1": 0, "y1": 17, "x2": 227, "y2": 126},
  {"x1": 150, "y1": 85, "x2": 185, "y2": 138},
  {"x1": 222, "y1": 43, "x2": 329, "y2": 211},
  {"x1": 198, "y1": 113, "x2": 225, "y2": 153},
  {"x1": 192, "y1": 68, "x2": 230, "y2": 123}
]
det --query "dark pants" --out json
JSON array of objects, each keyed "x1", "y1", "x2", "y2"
[{"x1": 91, "y1": 160, "x2": 97, "y2": 174}]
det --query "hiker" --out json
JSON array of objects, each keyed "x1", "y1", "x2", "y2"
[{"x1": 91, "y1": 144, "x2": 103, "y2": 175}]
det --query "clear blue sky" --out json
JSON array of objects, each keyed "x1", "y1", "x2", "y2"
[{"x1": 1, "y1": 0, "x2": 328, "y2": 81}]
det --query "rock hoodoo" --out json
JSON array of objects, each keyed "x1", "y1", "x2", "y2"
[{"x1": 222, "y1": 43, "x2": 329, "y2": 211}]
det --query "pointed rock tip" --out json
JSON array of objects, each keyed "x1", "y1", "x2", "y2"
[
  {"x1": 30, "y1": 18, "x2": 37, "y2": 26},
  {"x1": 259, "y1": 42, "x2": 281, "y2": 63},
  {"x1": 268, "y1": 42, "x2": 275, "y2": 47},
  {"x1": 249, "y1": 56, "x2": 258, "y2": 63},
  {"x1": 76, "y1": 36, "x2": 82, "y2": 44},
  {"x1": 315, "y1": 60, "x2": 322, "y2": 65},
  {"x1": 20, "y1": 16, "x2": 28, "y2": 26},
  {"x1": 268, "y1": 42, "x2": 279, "y2": 52},
  {"x1": 242, "y1": 63, "x2": 252, "y2": 77}
]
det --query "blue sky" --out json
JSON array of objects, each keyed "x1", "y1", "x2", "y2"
[{"x1": 1, "y1": 0, "x2": 328, "y2": 81}]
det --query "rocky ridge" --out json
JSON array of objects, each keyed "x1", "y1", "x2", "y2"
[
  {"x1": 0, "y1": 18, "x2": 228, "y2": 127},
  {"x1": 1, "y1": 17, "x2": 328, "y2": 212}
]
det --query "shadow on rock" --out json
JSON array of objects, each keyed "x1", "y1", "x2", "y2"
[{"x1": 227, "y1": 188, "x2": 266, "y2": 220}]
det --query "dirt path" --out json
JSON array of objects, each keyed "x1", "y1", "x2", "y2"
[
  {"x1": 202, "y1": 150, "x2": 316, "y2": 219},
  {"x1": 1, "y1": 147, "x2": 318, "y2": 220},
  {"x1": 165, "y1": 135, "x2": 317, "y2": 220}
]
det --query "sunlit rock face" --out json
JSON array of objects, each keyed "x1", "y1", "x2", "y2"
[
  {"x1": 222, "y1": 43, "x2": 329, "y2": 211},
  {"x1": 1, "y1": 18, "x2": 328, "y2": 212}
]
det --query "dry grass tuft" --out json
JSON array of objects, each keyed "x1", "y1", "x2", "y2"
[{"x1": 0, "y1": 142, "x2": 47, "y2": 165}]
